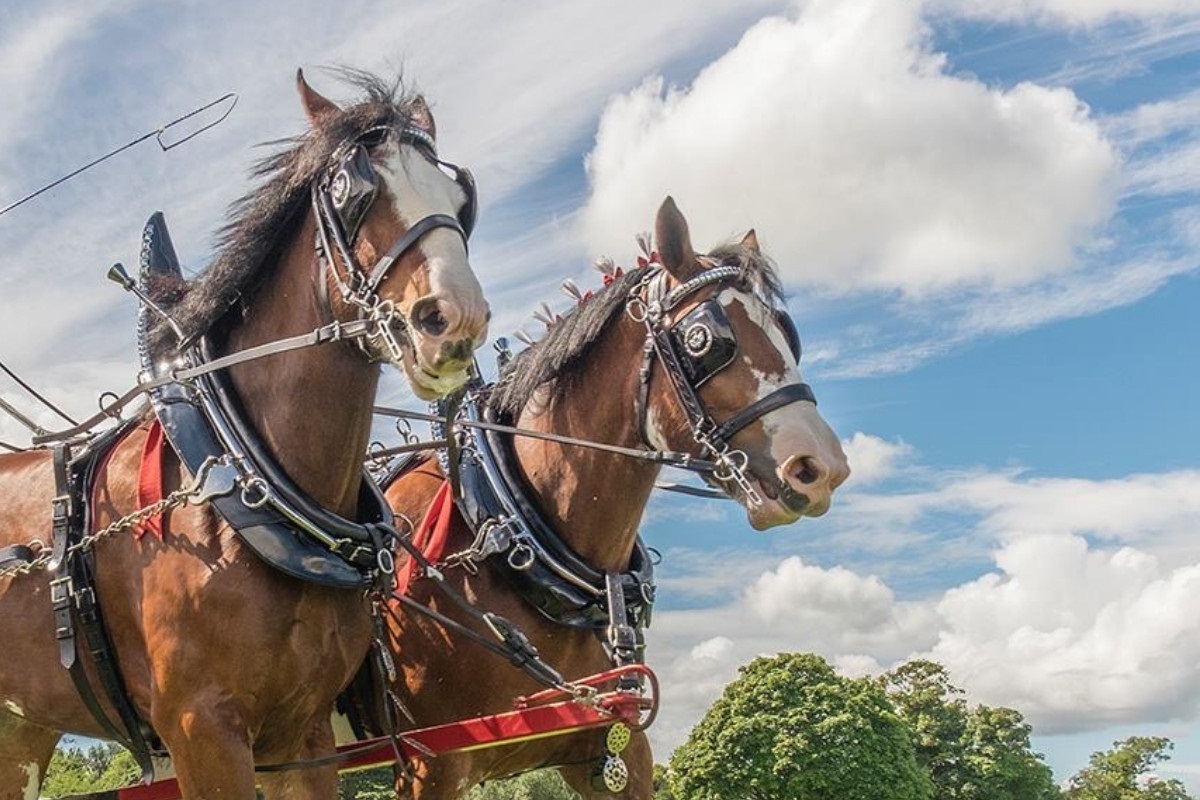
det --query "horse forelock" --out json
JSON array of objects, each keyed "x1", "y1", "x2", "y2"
[
  {"x1": 706, "y1": 242, "x2": 785, "y2": 307},
  {"x1": 488, "y1": 237, "x2": 785, "y2": 420},
  {"x1": 147, "y1": 69, "x2": 424, "y2": 355}
]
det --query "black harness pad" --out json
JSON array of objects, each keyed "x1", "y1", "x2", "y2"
[{"x1": 152, "y1": 382, "x2": 372, "y2": 589}]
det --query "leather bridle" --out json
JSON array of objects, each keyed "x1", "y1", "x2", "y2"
[
  {"x1": 311, "y1": 123, "x2": 477, "y2": 364},
  {"x1": 630, "y1": 264, "x2": 817, "y2": 506}
]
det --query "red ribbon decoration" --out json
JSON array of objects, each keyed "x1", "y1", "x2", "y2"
[
  {"x1": 135, "y1": 420, "x2": 167, "y2": 539},
  {"x1": 395, "y1": 480, "x2": 456, "y2": 596}
]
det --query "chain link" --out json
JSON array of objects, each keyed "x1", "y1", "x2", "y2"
[{"x1": 0, "y1": 458, "x2": 219, "y2": 581}]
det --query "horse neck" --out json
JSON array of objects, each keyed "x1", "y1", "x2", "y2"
[
  {"x1": 511, "y1": 317, "x2": 658, "y2": 572},
  {"x1": 222, "y1": 214, "x2": 379, "y2": 517}
]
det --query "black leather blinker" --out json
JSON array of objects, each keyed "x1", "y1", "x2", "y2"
[
  {"x1": 774, "y1": 309, "x2": 801, "y2": 363},
  {"x1": 329, "y1": 144, "x2": 378, "y2": 246},
  {"x1": 670, "y1": 299, "x2": 738, "y2": 387}
]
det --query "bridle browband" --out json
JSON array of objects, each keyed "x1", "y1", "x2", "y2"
[
  {"x1": 312, "y1": 123, "x2": 476, "y2": 364},
  {"x1": 630, "y1": 263, "x2": 817, "y2": 506}
]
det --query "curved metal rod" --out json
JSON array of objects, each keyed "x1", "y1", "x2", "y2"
[{"x1": 0, "y1": 93, "x2": 238, "y2": 219}]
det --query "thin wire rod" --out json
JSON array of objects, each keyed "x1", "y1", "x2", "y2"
[
  {"x1": 0, "y1": 440, "x2": 25, "y2": 453},
  {"x1": 0, "y1": 93, "x2": 237, "y2": 219},
  {"x1": 0, "y1": 395, "x2": 46, "y2": 436},
  {"x1": 373, "y1": 406, "x2": 715, "y2": 473},
  {"x1": 0, "y1": 359, "x2": 77, "y2": 425}
]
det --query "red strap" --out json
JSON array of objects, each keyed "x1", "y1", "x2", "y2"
[
  {"x1": 135, "y1": 420, "x2": 167, "y2": 540},
  {"x1": 395, "y1": 480, "x2": 455, "y2": 596}
]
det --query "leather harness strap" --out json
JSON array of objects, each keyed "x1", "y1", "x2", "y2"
[{"x1": 50, "y1": 434, "x2": 160, "y2": 784}]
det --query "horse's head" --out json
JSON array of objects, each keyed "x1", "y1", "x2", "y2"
[
  {"x1": 299, "y1": 71, "x2": 489, "y2": 399},
  {"x1": 639, "y1": 197, "x2": 849, "y2": 529}
]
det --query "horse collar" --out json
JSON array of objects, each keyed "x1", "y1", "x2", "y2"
[
  {"x1": 440, "y1": 391, "x2": 655, "y2": 661},
  {"x1": 143, "y1": 338, "x2": 397, "y2": 588}
]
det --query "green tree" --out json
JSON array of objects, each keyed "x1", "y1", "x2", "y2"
[
  {"x1": 42, "y1": 742, "x2": 139, "y2": 796},
  {"x1": 653, "y1": 762, "x2": 679, "y2": 799},
  {"x1": 339, "y1": 765, "x2": 395, "y2": 800},
  {"x1": 670, "y1": 652, "x2": 932, "y2": 800},
  {"x1": 881, "y1": 659, "x2": 970, "y2": 795},
  {"x1": 466, "y1": 768, "x2": 577, "y2": 799},
  {"x1": 881, "y1": 659, "x2": 1058, "y2": 800},
  {"x1": 1065, "y1": 737, "x2": 1193, "y2": 800},
  {"x1": 961, "y1": 705, "x2": 1057, "y2": 800}
]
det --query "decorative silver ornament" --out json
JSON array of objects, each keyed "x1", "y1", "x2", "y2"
[{"x1": 683, "y1": 322, "x2": 713, "y2": 357}]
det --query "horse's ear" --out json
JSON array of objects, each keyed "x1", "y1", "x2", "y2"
[
  {"x1": 296, "y1": 68, "x2": 340, "y2": 127},
  {"x1": 740, "y1": 228, "x2": 761, "y2": 254},
  {"x1": 655, "y1": 196, "x2": 700, "y2": 281},
  {"x1": 409, "y1": 96, "x2": 437, "y2": 139}
]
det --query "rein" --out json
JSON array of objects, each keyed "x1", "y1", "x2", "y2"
[
  {"x1": 372, "y1": 406, "x2": 718, "y2": 475},
  {"x1": 32, "y1": 317, "x2": 381, "y2": 445}
]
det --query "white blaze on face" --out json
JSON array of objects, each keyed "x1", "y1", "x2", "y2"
[
  {"x1": 718, "y1": 287, "x2": 841, "y2": 475},
  {"x1": 374, "y1": 142, "x2": 485, "y2": 330}
]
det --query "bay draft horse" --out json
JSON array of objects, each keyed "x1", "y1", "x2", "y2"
[
  {"x1": 0, "y1": 70, "x2": 488, "y2": 800},
  {"x1": 375, "y1": 197, "x2": 849, "y2": 798}
]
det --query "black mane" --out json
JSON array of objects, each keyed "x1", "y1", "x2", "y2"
[
  {"x1": 489, "y1": 242, "x2": 785, "y2": 420},
  {"x1": 149, "y1": 69, "x2": 421, "y2": 352}
]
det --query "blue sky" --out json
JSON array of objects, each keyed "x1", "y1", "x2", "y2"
[{"x1": 1, "y1": 0, "x2": 1199, "y2": 790}]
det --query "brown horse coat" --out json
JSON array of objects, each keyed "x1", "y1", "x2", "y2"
[
  {"x1": 374, "y1": 197, "x2": 848, "y2": 799},
  {"x1": 0, "y1": 70, "x2": 488, "y2": 800}
]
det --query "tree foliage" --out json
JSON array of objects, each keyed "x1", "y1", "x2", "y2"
[
  {"x1": 881, "y1": 659, "x2": 1059, "y2": 800},
  {"x1": 339, "y1": 765, "x2": 578, "y2": 799},
  {"x1": 1065, "y1": 737, "x2": 1193, "y2": 800},
  {"x1": 466, "y1": 768, "x2": 578, "y2": 799},
  {"x1": 669, "y1": 652, "x2": 932, "y2": 800},
  {"x1": 338, "y1": 765, "x2": 395, "y2": 800},
  {"x1": 41, "y1": 742, "x2": 140, "y2": 796}
]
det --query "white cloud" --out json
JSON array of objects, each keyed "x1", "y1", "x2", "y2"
[
  {"x1": 645, "y1": 462, "x2": 1200, "y2": 754},
  {"x1": 1105, "y1": 89, "x2": 1200, "y2": 150},
  {"x1": 582, "y1": 0, "x2": 1119, "y2": 296},
  {"x1": 0, "y1": 1, "x2": 126, "y2": 171},
  {"x1": 647, "y1": 555, "x2": 939, "y2": 752},
  {"x1": 929, "y1": 0, "x2": 1200, "y2": 26},
  {"x1": 841, "y1": 432, "x2": 914, "y2": 485},
  {"x1": 933, "y1": 534, "x2": 1200, "y2": 733}
]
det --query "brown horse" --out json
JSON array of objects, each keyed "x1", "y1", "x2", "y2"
[
  {"x1": 374, "y1": 197, "x2": 848, "y2": 798},
  {"x1": 0, "y1": 71, "x2": 488, "y2": 799}
]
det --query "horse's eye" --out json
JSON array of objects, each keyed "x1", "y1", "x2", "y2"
[{"x1": 357, "y1": 127, "x2": 390, "y2": 149}]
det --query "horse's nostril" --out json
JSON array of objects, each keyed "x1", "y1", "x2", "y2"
[
  {"x1": 413, "y1": 299, "x2": 449, "y2": 336},
  {"x1": 792, "y1": 455, "x2": 824, "y2": 486}
]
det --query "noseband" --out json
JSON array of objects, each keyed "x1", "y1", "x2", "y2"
[
  {"x1": 630, "y1": 265, "x2": 816, "y2": 505},
  {"x1": 312, "y1": 124, "x2": 477, "y2": 363}
]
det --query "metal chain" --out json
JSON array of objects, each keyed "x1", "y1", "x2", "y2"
[{"x1": 0, "y1": 457, "x2": 218, "y2": 580}]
